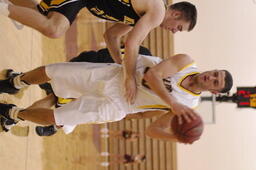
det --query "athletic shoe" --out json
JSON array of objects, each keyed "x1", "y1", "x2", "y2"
[
  {"x1": 5, "y1": 69, "x2": 22, "y2": 78},
  {"x1": 0, "y1": 78, "x2": 19, "y2": 94},
  {"x1": 0, "y1": 103, "x2": 16, "y2": 121},
  {"x1": 35, "y1": 125, "x2": 57, "y2": 136},
  {"x1": 0, "y1": 69, "x2": 23, "y2": 94},
  {"x1": 0, "y1": 117, "x2": 16, "y2": 132}
]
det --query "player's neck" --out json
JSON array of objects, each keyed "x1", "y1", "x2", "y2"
[{"x1": 182, "y1": 75, "x2": 202, "y2": 94}]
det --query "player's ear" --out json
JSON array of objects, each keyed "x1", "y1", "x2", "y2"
[{"x1": 172, "y1": 10, "x2": 182, "y2": 19}]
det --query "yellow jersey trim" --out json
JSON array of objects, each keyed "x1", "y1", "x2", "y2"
[{"x1": 177, "y1": 72, "x2": 201, "y2": 96}]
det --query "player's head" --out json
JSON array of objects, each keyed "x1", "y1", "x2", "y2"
[
  {"x1": 194, "y1": 70, "x2": 233, "y2": 94},
  {"x1": 161, "y1": 1, "x2": 197, "y2": 33}
]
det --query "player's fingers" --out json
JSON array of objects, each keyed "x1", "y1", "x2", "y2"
[
  {"x1": 128, "y1": 86, "x2": 137, "y2": 104},
  {"x1": 127, "y1": 95, "x2": 132, "y2": 105},
  {"x1": 127, "y1": 91, "x2": 135, "y2": 104},
  {"x1": 182, "y1": 113, "x2": 191, "y2": 123},
  {"x1": 177, "y1": 115, "x2": 183, "y2": 125},
  {"x1": 186, "y1": 110, "x2": 197, "y2": 119}
]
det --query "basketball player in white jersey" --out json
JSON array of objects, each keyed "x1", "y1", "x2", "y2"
[{"x1": 0, "y1": 54, "x2": 233, "y2": 128}]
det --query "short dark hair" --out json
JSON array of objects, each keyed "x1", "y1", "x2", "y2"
[
  {"x1": 221, "y1": 70, "x2": 233, "y2": 93},
  {"x1": 169, "y1": 1, "x2": 197, "y2": 31}
]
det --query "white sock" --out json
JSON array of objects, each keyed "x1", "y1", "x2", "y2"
[
  {"x1": 100, "y1": 127, "x2": 109, "y2": 133},
  {"x1": 100, "y1": 152, "x2": 110, "y2": 156},
  {"x1": 100, "y1": 162, "x2": 110, "y2": 167},
  {"x1": 53, "y1": 125, "x2": 58, "y2": 130},
  {"x1": 101, "y1": 134, "x2": 109, "y2": 138},
  {"x1": 0, "y1": 2, "x2": 9, "y2": 16},
  {"x1": 9, "y1": 107, "x2": 24, "y2": 121},
  {"x1": 12, "y1": 74, "x2": 29, "y2": 89}
]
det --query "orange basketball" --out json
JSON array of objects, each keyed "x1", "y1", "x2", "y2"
[{"x1": 171, "y1": 114, "x2": 204, "y2": 144}]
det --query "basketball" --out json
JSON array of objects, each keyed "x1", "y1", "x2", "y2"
[{"x1": 171, "y1": 114, "x2": 204, "y2": 144}]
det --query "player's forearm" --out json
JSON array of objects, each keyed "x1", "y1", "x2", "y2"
[
  {"x1": 123, "y1": 42, "x2": 139, "y2": 78},
  {"x1": 144, "y1": 69, "x2": 177, "y2": 106},
  {"x1": 146, "y1": 127, "x2": 177, "y2": 141},
  {"x1": 104, "y1": 32, "x2": 122, "y2": 64}
]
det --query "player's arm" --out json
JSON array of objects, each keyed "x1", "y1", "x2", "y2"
[
  {"x1": 143, "y1": 54, "x2": 197, "y2": 123},
  {"x1": 104, "y1": 23, "x2": 132, "y2": 64},
  {"x1": 146, "y1": 113, "x2": 178, "y2": 142},
  {"x1": 144, "y1": 54, "x2": 193, "y2": 106},
  {"x1": 125, "y1": 110, "x2": 167, "y2": 119},
  {"x1": 123, "y1": 6, "x2": 165, "y2": 104}
]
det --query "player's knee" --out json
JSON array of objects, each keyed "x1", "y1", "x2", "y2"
[{"x1": 41, "y1": 24, "x2": 66, "y2": 38}]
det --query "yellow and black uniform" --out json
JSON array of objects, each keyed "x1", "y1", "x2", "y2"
[{"x1": 37, "y1": 0, "x2": 140, "y2": 25}]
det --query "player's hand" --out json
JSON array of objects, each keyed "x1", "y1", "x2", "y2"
[
  {"x1": 169, "y1": 102, "x2": 197, "y2": 124},
  {"x1": 124, "y1": 76, "x2": 137, "y2": 104}
]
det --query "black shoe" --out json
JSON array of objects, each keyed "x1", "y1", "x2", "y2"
[
  {"x1": 39, "y1": 83, "x2": 53, "y2": 95},
  {"x1": 0, "y1": 78, "x2": 19, "y2": 94},
  {"x1": 35, "y1": 125, "x2": 57, "y2": 136},
  {"x1": 0, "y1": 103, "x2": 16, "y2": 121},
  {"x1": 6, "y1": 69, "x2": 22, "y2": 78},
  {"x1": 0, "y1": 117, "x2": 17, "y2": 132},
  {"x1": 0, "y1": 69, "x2": 23, "y2": 94}
]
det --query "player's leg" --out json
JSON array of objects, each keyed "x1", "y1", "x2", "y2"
[
  {"x1": 8, "y1": 6, "x2": 69, "y2": 38},
  {"x1": 0, "y1": 0, "x2": 85, "y2": 38},
  {"x1": 0, "y1": 66, "x2": 50, "y2": 94},
  {"x1": 28, "y1": 93, "x2": 56, "y2": 109},
  {"x1": 8, "y1": 0, "x2": 38, "y2": 10},
  {"x1": 0, "y1": 102, "x2": 55, "y2": 125}
]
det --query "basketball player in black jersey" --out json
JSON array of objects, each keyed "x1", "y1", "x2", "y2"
[{"x1": 0, "y1": 0, "x2": 197, "y2": 104}]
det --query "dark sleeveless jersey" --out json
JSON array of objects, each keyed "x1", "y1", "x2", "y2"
[{"x1": 86, "y1": 0, "x2": 140, "y2": 26}]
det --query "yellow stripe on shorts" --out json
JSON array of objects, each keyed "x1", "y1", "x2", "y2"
[
  {"x1": 57, "y1": 97, "x2": 74, "y2": 105},
  {"x1": 137, "y1": 104, "x2": 170, "y2": 110},
  {"x1": 39, "y1": 1, "x2": 50, "y2": 10},
  {"x1": 51, "y1": 0, "x2": 67, "y2": 6}
]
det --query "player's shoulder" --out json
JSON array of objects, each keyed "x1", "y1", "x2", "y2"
[
  {"x1": 167, "y1": 54, "x2": 195, "y2": 70},
  {"x1": 170, "y1": 54, "x2": 194, "y2": 64},
  {"x1": 141, "y1": 0, "x2": 166, "y2": 19}
]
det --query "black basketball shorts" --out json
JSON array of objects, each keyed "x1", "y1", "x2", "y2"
[{"x1": 37, "y1": 0, "x2": 87, "y2": 24}]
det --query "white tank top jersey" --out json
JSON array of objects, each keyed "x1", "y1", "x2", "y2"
[
  {"x1": 167, "y1": 62, "x2": 200, "y2": 109},
  {"x1": 134, "y1": 55, "x2": 200, "y2": 111}
]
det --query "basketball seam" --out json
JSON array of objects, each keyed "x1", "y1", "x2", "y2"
[{"x1": 182, "y1": 120, "x2": 202, "y2": 136}]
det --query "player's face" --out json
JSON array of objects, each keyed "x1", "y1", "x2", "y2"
[
  {"x1": 160, "y1": 10, "x2": 190, "y2": 33},
  {"x1": 196, "y1": 70, "x2": 226, "y2": 93}
]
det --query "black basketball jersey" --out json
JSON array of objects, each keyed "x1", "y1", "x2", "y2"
[{"x1": 86, "y1": 0, "x2": 140, "y2": 26}]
